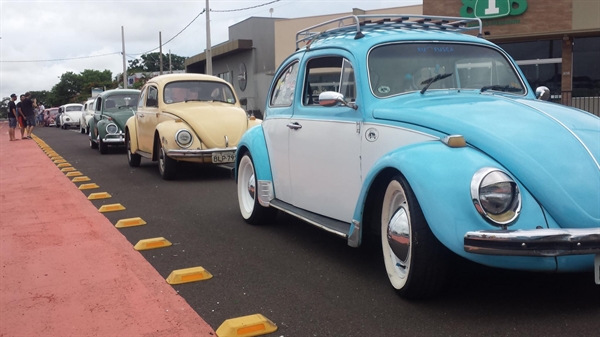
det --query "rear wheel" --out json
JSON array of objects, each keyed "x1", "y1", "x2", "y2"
[
  {"x1": 237, "y1": 153, "x2": 277, "y2": 224},
  {"x1": 379, "y1": 174, "x2": 448, "y2": 299},
  {"x1": 157, "y1": 141, "x2": 177, "y2": 180},
  {"x1": 126, "y1": 132, "x2": 141, "y2": 167}
]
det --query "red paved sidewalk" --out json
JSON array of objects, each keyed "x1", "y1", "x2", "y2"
[{"x1": 0, "y1": 125, "x2": 215, "y2": 336}]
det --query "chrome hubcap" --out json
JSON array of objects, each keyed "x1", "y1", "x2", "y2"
[
  {"x1": 387, "y1": 207, "x2": 410, "y2": 265},
  {"x1": 247, "y1": 174, "x2": 255, "y2": 199}
]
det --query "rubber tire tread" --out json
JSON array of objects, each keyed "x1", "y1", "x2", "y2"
[
  {"x1": 126, "y1": 132, "x2": 141, "y2": 167},
  {"x1": 384, "y1": 174, "x2": 449, "y2": 300}
]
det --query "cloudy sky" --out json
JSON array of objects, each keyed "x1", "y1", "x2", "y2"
[{"x1": 0, "y1": 0, "x2": 422, "y2": 101}]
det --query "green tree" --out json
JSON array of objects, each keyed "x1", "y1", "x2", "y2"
[
  {"x1": 28, "y1": 90, "x2": 52, "y2": 107},
  {"x1": 49, "y1": 69, "x2": 116, "y2": 105},
  {"x1": 0, "y1": 97, "x2": 10, "y2": 118},
  {"x1": 128, "y1": 52, "x2": 186, "y2": 72}
]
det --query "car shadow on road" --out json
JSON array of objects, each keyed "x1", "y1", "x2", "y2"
[{"x1": 258, "y1": 212, "x2": 600, "y2": 313}]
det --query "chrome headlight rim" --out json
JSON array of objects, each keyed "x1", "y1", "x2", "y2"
[
  {"x1": 175, "y1": 129, "x2": 193, "y2": 148},
  {"x1": 105, "y1": 123, "x2": 119, "y2": 135},
  {"x1": 470, "y1": 167, "x2": 521, "y2": 227}
]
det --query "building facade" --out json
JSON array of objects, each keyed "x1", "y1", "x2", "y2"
[{"x1": 186, "y1": 1, "x2": 599, "y2": 115}]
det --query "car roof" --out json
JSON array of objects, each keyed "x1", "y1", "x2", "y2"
[
  {"x1": 97, "y1": 89, "x2": 140, "y2": 98},
  {"x1": 146, "y1": 73, "x2": 230, "y2": 87}
]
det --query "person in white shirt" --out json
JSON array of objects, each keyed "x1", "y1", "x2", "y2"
[{"x1": 37, "y1": 103, "x2": 45, "y2": 126}]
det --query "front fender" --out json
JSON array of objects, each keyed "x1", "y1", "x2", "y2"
[
  {"x1": 96, "y1": 119, "x2": 108, "y2": 139},
  {"x1": 235, "y1": 125, "x2": 272, "y2": 182},
  {"x1": 355, "y1": 141, "x2": 554, "y2": 271},
  {"x1": 155, "y1": 120, "x2": 203, "y2": 151},
  {"x1": 125, "y1": 116, "x2": 139, "y2": 153}
]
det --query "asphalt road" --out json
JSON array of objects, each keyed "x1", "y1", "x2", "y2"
[{"x1": 34, "y1": 126, "x2": 600, "y2": 336}]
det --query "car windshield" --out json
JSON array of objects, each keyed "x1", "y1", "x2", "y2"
[
  {"x1": 368, "y1": 43, "x2": 525, "y2": 98},
  {"x1": 164, "y1": 80, "x2": 236, "y2": 104},
  {"x1": 104, "y1": 94, "x2": 139, "y2": 111},
  {"x1": 66, "y1": 106, "x2": 83, "y2": 112}
]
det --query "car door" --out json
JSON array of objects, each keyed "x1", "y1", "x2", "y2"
[
  {"x1": 263, "y1": 60, "x2": 301, "y2": 203},
  {"x1": 288, "y1": 54, "x2": 362, "y2": 223},
  {"x1": 137, "y1": 85, "x2": 159, "y2": 153}
]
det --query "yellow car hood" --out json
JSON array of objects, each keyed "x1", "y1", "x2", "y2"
[{"x1": 167, "y1": 103, "x2": 248, "y2": 148}]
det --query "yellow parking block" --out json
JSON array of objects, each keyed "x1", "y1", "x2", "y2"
[
  {"x1": 51, "y1": 156, "x2": 64, "y2": 161},
  {"x1": 54, "y1": 159, "x2": 67, "y2": 164},
  {"x1": 166, "y1": 267, "x2": 213, "y2": 284},
  {"x1": 79, "y1": 183, "x2": 100, "y2": 190},
  {"x1": 215, "y1": 314, "x2": 278, "y2": 337},
  {"x1": 87, "y1": 192, "x2": 111, "y2": 200},
  {"x1": 115, "y1": 217, "x2": 146, "y2": 228},
  {"x1": 72, "y1": 176, "x2": 91, "y2": 182},
  {"x1": 47, "y1": 152, "x2": 58, "y2": 156},
  {"x1": 134, "y1": 237, "x2": 172, "y2": 251},
  {"x1": 98, "y1": 203, "x2": 125, "y2": 213},
  {"x1": 66, "y1": 171, "x2": 83, "y2": 177},
  {"x1": 61, "y1": 167, "x2": 77, "y2": 172},
  {"x1": 57, "y1": 163, "x2": 72, "y2": 168}
]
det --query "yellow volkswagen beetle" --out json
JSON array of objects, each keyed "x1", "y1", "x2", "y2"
[{"x1": 125, "y1": 73, "x2": 261, "y2": 179}]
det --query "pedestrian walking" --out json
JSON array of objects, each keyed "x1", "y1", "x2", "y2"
[
  {"x1": 16, "y1": 95, "x2": 26, "y2": 139},
  {"x1": 21, "y1": 92, "x2": 37, "y2": 139},
  {"x1": 7, "y1": 94, "x2": 19, "y2": 141}
]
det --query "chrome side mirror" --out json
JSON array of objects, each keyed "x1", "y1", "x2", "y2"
[
  {"x1": 535, "y1": 86, "x2": 550, "y2": 101},
  {"x1": 318, "y1": 91, "x2": 358, "y2": 110}
]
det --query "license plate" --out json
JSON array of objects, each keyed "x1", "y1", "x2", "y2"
[
  {"x1": 595, "y1": 254, "x2": 600, "y2": 285},
  {"x1": 212, "y1": 152, "x2": 235, "y2": 163}
]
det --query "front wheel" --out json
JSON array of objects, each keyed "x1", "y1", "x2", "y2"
[
  {"x1": 89, "y1": 131, "x2": 98, "y2": 149},
  {"x1": 237, "y1": 153, "x2": 277, "y2": 224},
  {"x1": 126, "y1": 132, "x2": 141, "y2": 167},
  {"x1": 380, "y1": 174, "x2": 448, "y2": 299},
  {"x1": 80, "y1": 125, "x2": 86, "y2": 134},
  {"x1": 98, "y1": 136, "x2": 108, "y2": 154},
  {"x1": 157, "y1": 141, "x2": 177, "y2": 180}
]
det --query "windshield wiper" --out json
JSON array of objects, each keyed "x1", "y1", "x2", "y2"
[
  {"x1": 118, "y1": 105, "x2": 133, "y2": 109},
  {"x1": 184, "y1": 98, "x2": 211, "y2": 103},
  {"x1": 420, "y1": 73, "x2": 453, "y2": 94},
  {"x1": 480, "y1": 85, "x2": 522, "y2": 93}
]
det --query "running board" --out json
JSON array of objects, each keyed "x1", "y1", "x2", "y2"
[{"x1": 269, "y1": 199, "x2": 350, "y2": 239}]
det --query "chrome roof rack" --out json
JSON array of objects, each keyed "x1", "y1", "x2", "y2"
[{"x1": 296, "y1": 14, "x2": 483, "y2": 49}]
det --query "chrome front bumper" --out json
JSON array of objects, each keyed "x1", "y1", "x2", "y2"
[
  {"x1": 464, "y1": 228, "x2": 600, "y2": 256},
  {"x1": 166, "y1": 147, "x2": 237, "y2": 158},
  {"x1": 103, "y1": 132, "x2": 125, "y2": 144}
]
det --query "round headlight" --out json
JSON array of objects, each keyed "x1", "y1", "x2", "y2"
[
  {"x1": 65, "y1": 117, "x2": 70, "y2": 121},
  {"x1": 175, "y1": 129, "x2": 193, "y2": 148},
  {"x1": 106, "y1": 123, "x2": 118, "y2": 134},
  {"x1": 471, "y1": 168, "x2": 521, "y2": 226}
]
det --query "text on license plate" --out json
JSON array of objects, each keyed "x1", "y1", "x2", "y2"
[{"x1": 212, "y1": 152, "x2": 235, "y2": 163}]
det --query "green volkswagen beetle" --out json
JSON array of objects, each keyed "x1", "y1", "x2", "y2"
[{"x1": 89, "y1": 89, "x2": 140, "y2": 154}]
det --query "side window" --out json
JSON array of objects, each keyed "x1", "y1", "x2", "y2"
[
  {"x1": 147, "y1": 86, "x2": 158, "y2": 107},
  {"x1": 270, "y1": 62, "x2": 299, "y2": 107},
  {"x1": 95, "y1": 98, "x2": 102, "y2": 112},
  {"x1": 138, "y1": 87, "x2": 147, "y2": 108},
  {"x1": 303, "y1": 56, "x2": 356, "y2": 106}
]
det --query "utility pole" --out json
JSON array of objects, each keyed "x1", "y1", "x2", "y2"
[
  {"x1": 121, "y1": 26, "x2": 127, "y2": 89},
  {"x1": 159, "y1": 31, "x2": 163, "y2": 75},
  {"x1": 169, "y1": 49, "x2": 172, "y2": 74},
  {"x1": 205, "y1": 0, "x2": 212, "y2": 75}
]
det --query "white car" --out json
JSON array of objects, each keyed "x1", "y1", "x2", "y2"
[
  {"x1": 79, "y1": 98, "x2": 96, "y2": 134},
  {"x1": 57, "y1": 103, "x2": 83, "y2": 129}
]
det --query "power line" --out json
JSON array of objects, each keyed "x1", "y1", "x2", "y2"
[
  {"x1": 1, "y1": 52, "x2": 121, "y2": 63},
  {"x1": 211, "y1": 0, "x2": 281, "y2": 12},
  {"x1": 131, "y1": 9, "x2": 206, "y2": 56}
]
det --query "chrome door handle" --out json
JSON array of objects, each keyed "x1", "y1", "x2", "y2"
[
  {"x1": 287, "y1": 122, "x2": 302, "y2": 130},
  {"x1": 138, "y1": 113, "x2": 145, "y2": 118}
]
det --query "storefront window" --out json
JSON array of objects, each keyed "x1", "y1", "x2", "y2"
[
  {"x1": 497, "y1": 40, "x2": 562, "y2": 95},
  {"x1": 497, "y1": 40, "x2": 561, "y2": 61},
  {"x1": 573, "y1": 37, "x2": 600, "y2": 97}
]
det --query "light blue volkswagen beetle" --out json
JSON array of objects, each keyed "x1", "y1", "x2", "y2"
[{"x1": 235, "y1": 14, "x2": 600, "y2": 299}]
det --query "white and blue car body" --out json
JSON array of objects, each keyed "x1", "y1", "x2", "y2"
[{"x1": 234, "y1": 15, "x2": 600, "y2": 299}]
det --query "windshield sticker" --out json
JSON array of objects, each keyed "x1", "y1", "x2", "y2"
[
  {"x1": 377, "y1": 86, "x2": 391, "y2": 94},
  {"x1": 417, "y1": 46, "x2": 454, "y2": 53}
]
